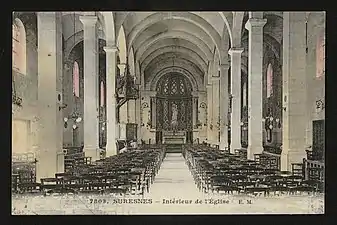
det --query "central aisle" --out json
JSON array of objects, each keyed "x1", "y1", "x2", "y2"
[
  {"x1": 137, "y1": 153, "x2": 205, "y2": 214},
  {"x1": 147, "y1": 153, "x2": 201, "y2": 198}
]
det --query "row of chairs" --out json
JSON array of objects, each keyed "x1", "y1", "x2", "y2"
[
  {"x1": 183, "y1": 145, "x2": 324, "y2": 196},
  {"x1": 12, "y1": 145, "x2": 166, "y2": 196},
  {"x1": 63, "y1": 147, "x2": 92, "y2": 173},
  {"x1": 12, "y1": 153, "x2": 37, "y2": 194}
]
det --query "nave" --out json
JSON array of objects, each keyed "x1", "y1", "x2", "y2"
[
  {"x1": 12, "y1": 145, "x2": 324, "y2": 215},
  {"x1": 12, "y1": 11, "x2": 325, "y2": 215}
]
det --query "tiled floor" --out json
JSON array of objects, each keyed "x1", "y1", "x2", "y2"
[{"x1": 12, "y1": 153, "x2": 324, "y2": 215}]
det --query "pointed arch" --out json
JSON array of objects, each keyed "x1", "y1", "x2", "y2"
[
  {"x1": 117, "y1": 25, "x2": 127, "y2": 64},
  {"x1": 12, "y1": 18, "x2": 27, "y2": 75},
  {"x1": 73, "y1": 61, "x2": 80, "y2": 97}
]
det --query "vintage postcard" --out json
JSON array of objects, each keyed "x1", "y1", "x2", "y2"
[{"x1": 12, "y1": 11, "x2": 325, "y2": 215}]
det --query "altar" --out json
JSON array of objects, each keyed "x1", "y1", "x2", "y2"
[{"x1": 163, "y1": 131, "x2": 186, "y2": 144}]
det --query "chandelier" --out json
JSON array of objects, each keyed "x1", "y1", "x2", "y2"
[{"x1": 63, "y1": 112, "x2": 82, "y2": 129}]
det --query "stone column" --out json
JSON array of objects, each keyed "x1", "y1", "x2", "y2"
[
  {"x1": 104, "y1": 46, "x2": 118, "y2": 157},
  {"x1": 192, "y1": 95, "x2": 198, "y2": 129},
  {"x1": 62, "y1": 61, "x2": 73, "y2": 146},
  {"x1": 150, "y1": 97, "x2": 156, "y2": 128},
  {"x1": 36, "y1": 12, "x2": 64, "y2": 181},
  {"x1": 245, "y1": 15, "x2": 267, "y2": 160},
  {"x1": 79, "y1": 15, "x2": 100, "y2": 161},
  {"x1": 228, "y1": 48, "x2": 244, "y2": 153},
  {"x1": 135, "y1": 61, "x2": 142, "y2": 143},
  {"x1": 281, "y1": 12, "x2": 307, "y2": 171},
  {"x1": 212, "y1": 78, "x2": 220, "y2": 145},
  {"x1": 135, "y1": 96, "x2": 141, "y2": 143},
  {"x1": 206, "y1": 84, "x2": 213, "y2": 143},
  {"x1": 219, "y1": 64, "x2": 230, "y2": 150}
]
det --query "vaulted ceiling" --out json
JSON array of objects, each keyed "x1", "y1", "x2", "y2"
[
  {"x1": 117, "y1": 12, "x2": 232, "y2": 90},
  {"x1": 61, "y1": 11, "x2": 286, "y2": 91}
]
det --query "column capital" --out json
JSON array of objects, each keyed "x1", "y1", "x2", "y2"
[
  {"x1": 64, "y1": 61, "x2": 72, "y2": 70},
  {"x1": 228, "y1": 47, "x2": 244, "y2": 56},
  {"x1": 191, "y1": 91, "x2": 199, "y2": 97},
  {"x1": 103, "y1": 46, "x2": 119, "y2": 53},
  {"x1": 79, "y1": 15, "x2": 98, "y2": 26},
  {"x1": 206, "y1": 84, "x2": 213, "y2": 89},
  {"x1": 245, "y1": 18, "x2": 267, "y2": 30},
  {"x1": 211, "y1": 77, "x2": 220, "y2": 82},
  {"x1": 219, "y1": 64, "x2": 230, "y2": 70},
  {"x1": 118, "y1": 63, "x2": 127, "y2": 70},
  {"x1": 118, "y1": 63, "x2": 127, "y2": 75}
]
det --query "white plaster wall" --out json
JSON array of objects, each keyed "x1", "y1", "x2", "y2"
[
  {"x1": 305, "y1": 12, "x2": 325, "y2": 147},
  {"x1": 12, "y1": 13, "x2": 39, "y2": 155}
]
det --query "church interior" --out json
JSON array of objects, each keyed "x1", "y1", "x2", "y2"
[{"x1": 12, "y1": 11, "x2": 325, "y2": 214}]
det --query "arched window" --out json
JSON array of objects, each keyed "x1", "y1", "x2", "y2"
[
  {"x1": 100, "y1": 81, "x2": 105, "y2": 107},
  {"x1": 267, "y1": 63, "x2": 273, "y2": 98},
  {"x1": 12, "y1": 18, "x2": 26, "y2": 74},
  {"x1": 156, "y1": 73, "x2": 192, "y2": 97},
  {"x1": 73, "y1": 61, "x2": 80, "y2": 97},
  {"x1": 316, "y1": 31, "x2": 325, "y2": 79}
]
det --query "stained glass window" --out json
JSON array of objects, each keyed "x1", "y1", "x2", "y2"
[
  {"x1": 12, "y1": 19, "x2": 26, "y2": 74},
  {"x1": 163, "y1": 79, "x2": 169, "y2": 94},
  {"x1": 267, "y1": 63, "x2": 273, "y2": 98},
  {"x1": 171, "y1": 79, "x2": 178, "y2": 94},
  {"x1": 156, "y1": 73, "x2": 193, "y2": 131},
  {"x1": 158, "y1": 73, "x2": 191, "y2": 96},
  {"x1": 73, "y1": 61, "x2": 80, "y2": 97}
]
